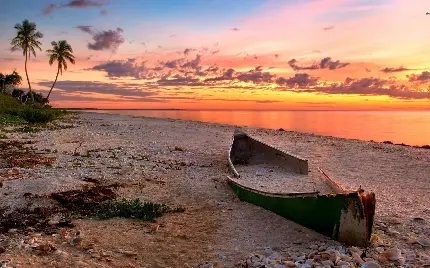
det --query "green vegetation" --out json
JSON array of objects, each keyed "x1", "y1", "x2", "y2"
[
  {"x1": 0, "y1": 71, "x2": 22, "y2": 93},
  {"x1": 94, "y1": 198, "x2": 185, "y2": 221},
  {"x1": 0, "y1": 92, "x2": 66, "y2": 125},
  {"x1": 18, "y1": 125, "x2": 40, "y2": 133},
  {"x1": 0, "y1": 114, "x2": 26, "y2": 125}
]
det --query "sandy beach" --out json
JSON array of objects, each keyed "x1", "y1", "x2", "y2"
[{"x1": 0, "y1": 112, "x2": 429, "y2": 267}]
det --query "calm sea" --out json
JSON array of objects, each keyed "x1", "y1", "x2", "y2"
[{"x1": 84, "y1": 110, "x2": 430, "y2": 146}]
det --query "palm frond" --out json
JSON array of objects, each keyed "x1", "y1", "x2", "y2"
[
  {"x1": 49, "y1": 54, "x2": 58, "y2": 65},
  {"x1": 62, "y1": 59, "x2": 68, "y2": 71},
  {"x1": 47, "y1": 40, "x2": 76, "y2": 70},
  {"x1": 29, "y1": 46, "x2": 36, "y2": 58},
  {"x1": 58, "y1": 61, "x2": 63, "y2": 75},
  {"x1": 10, "y1": 20, "x2": 43, "y2": 60},
  {"x1": 64, "y1": 54, "x2": 75, "y2": 64}
]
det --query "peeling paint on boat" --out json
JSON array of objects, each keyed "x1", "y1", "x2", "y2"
[{"x1": 227, "y1": 129, "x2": 376, "y2": 247}]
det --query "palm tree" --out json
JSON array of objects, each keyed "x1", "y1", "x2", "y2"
[
  {"x1": 10, "y1": 20, "x2": 43, "y2": 103},
  {"x1": 46, "y1": 40, "x2": 75, "y2": 100}
]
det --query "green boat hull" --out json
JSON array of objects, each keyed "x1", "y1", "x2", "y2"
[
  {"x1": 228, "y1": 179, "x2": 375, "y2": 246},
  {"x1": 227, "y1": 129, "x2": 376, "y2": 247}
]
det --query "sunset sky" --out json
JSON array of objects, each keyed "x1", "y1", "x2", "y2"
[{"x1": 1, "y1": 0, "x2": 430, "y2": 110}]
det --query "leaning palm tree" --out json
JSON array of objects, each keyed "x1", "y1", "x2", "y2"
[
  {"x1": 46, "y1": 40, "x2": 75, "y2": 100},
  {"x1": 10, "y1": 20, "x2": 43, "y2": 103}
]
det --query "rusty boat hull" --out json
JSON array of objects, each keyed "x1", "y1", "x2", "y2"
[{"x1": 227, "y1": 129, "x2": 376, "y2": 247}]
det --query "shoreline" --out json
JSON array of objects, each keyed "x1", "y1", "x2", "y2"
[
  {"x1": 0, "y1": 112, "x2": 429, "y2": 267},
  {"x1": 82, "y1": 110, "x2": 430, "y2": 149}
]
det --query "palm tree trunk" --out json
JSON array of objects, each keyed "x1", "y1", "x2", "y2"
[
  {"x1": 47, "y1": 67, "x2": 59, "y2": 100},
  {"x1": 24, "y1": 50, "x2": 34, "y2": 103}
]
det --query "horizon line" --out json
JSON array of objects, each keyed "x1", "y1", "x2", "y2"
[{"x1": 63, "y1": 108, "x2": 430, "y2": 112}]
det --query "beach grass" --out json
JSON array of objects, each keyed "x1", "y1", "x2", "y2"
[{"x1": 94, "y1": 198, "x2": 185, "y2": 221}]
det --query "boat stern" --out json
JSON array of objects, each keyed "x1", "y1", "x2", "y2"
[{"x1": 336, "y1": 191, "x2": 376, "y2": 247}]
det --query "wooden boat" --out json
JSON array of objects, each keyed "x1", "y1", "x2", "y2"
[{"x1": 227, "y1": 129, "x2": 376, "y2": 247}]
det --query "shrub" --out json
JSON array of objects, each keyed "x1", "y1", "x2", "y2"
[
  {"x1": 1, "y1": 92, "x2": 66, "y2": 124},
  {"x1": 0, "y1": 114, "x2": 26, "y2": 125},
  {"x1": 19, "y1": 107, "x2": 56, "y2": 123},
  {"x1": 94, "y1": 199, "x2": 185, "y2": 221},
  {"x1": 19, "y1": 125, "x2": 40, "y2": 133}
]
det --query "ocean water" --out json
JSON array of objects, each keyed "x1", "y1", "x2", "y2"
[{"x1": 84, "y1": 110, "x2": 430, "y2": 146}]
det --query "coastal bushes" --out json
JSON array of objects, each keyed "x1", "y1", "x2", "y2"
[{"x1": 0, "y1": 92, "x2": 66, "y2": 125}]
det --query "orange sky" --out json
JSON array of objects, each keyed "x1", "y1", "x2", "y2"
[{"x1": 1, "y1": 0, "x2": 430, "y2": 110}]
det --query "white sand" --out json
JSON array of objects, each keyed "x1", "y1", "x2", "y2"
[{"x1": 0, "y1": 112, "x2": 429, "y2": 267}]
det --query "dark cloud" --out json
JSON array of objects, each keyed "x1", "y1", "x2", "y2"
[
  {"x1": 76, "y1": 26, "x2": 124, "y2": 52},
  {"x1": 408, "y1": 71, "x2": 430, "y2": 82},
  {"x1": 323, "y1": 26, "x2": 334, "y2": 31},
  {"x1": 100, "y1": 9, "x2": 108, "y2": 15},
  {"x1": 276, "y1": 73, "x2": 319, "y2": 88},
  {"x1": 195, "y1": 65, "x2": 221, "y2": 77},
  {"x1": 91, "y1": 58, "x2": 148, "y2": 79},
  {"x1": 380, "y1": 67, "x2": 409, "y2": 73},
  {"x1": 320, "y1": 57, "x2": 349, "y2": 70},
  {"x1": 157, "y1": 55, "x2": 202, "y2": 71},
  {"x1": 288, "y1": 57, "x2": 349, "y2": 71},
  {"x1": 204, "y1": 66, "x2": 273, "y2": 84},
  {"x1": 157, "y1": 75, "x2": 205, "y2": 87},
  {"x1": 75, "y1": 25, "x2": 93, "y2": 34},
  {"x1": 43, "y1": 4, "x2": 57, "y2": 15},
  {"x1": 37, "y1": 80, "x2": 157, "y2": 101},
  {"x1": 81, "y1": 51, "x2": 429, "y2": 100},
  {"x1": 162, "y1": 59, "x2": 183, "y2": 69},
  {"x1": 43, "y1": 0, "x2": 106, "y2": 15},
  {"x1": 365, "y1": 68, "x2": 372, "y2": 73},
  {"x1": 231, "y1": 28, "x2": 239, "y2": 31},
  {"x1": 288, "y1": 59, "x2": 318, "y2": 71},
  {"x1": 183, "y1": 48, "x2": 196, "y2": 56},
  {"x1": 236, "y1": 68, "x2": 274, "y2": 84},
  {"x1": 205, "y1": 68, "x2": 236, "y2": 82},
  {"x1": 65, "y1": 0, "x2": 105, "y2": 8},
  {"x1": 89, "y1": 27, "x2": 124, "y2": 51},
  {"x1": 276, "y1": 76, "x2": 430, "y2": 100},
  {"x1": 319, "y1": 77, "x2": 430, "y2": 99},
  {"x1": 181, "y1": 54, "x2": 202, "y2": 69}
]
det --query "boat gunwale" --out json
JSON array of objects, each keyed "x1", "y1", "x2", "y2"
[
  {"x1": 227, "y1": 175, "x2": 359, "y2": 198},
  {"x1": 227, "y1": 129, "x2": 358, "y2": 197}
]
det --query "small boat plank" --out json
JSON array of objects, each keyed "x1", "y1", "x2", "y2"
[{"x1": 233, "y1": 163, "x2": 334, "y2": 194}]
